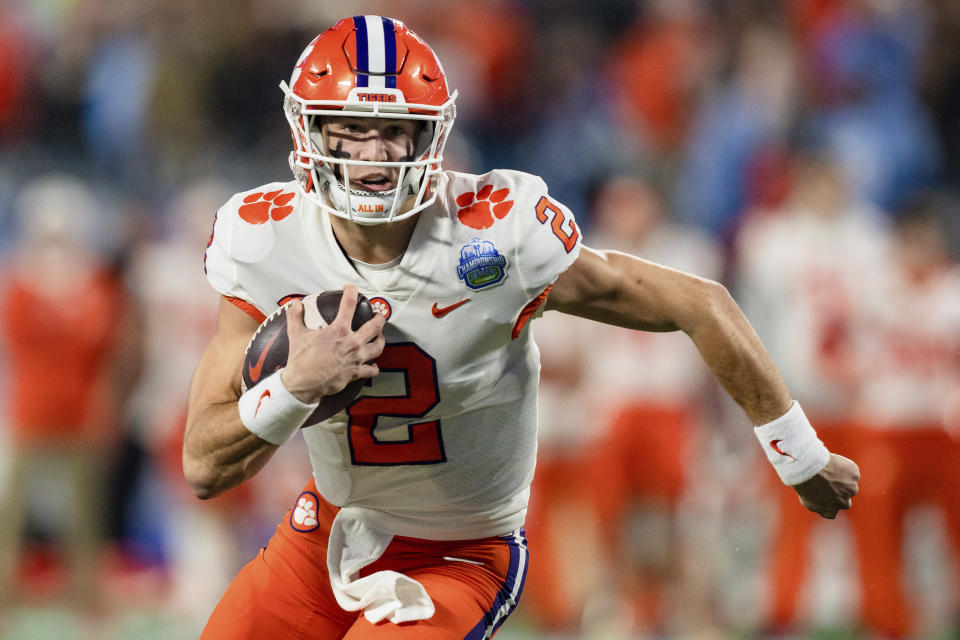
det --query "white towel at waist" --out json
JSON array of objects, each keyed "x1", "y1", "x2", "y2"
[{"x1": 326, "y1": 506, "x2": 436, "y2": 624}]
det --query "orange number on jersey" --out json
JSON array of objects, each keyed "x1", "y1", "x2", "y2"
[
  {"x1": 535, "y1": 196, "x2": 579, "y2": 253},
  {"x1": 347, "y1": 343, "x2": 445, "y2": 466}
]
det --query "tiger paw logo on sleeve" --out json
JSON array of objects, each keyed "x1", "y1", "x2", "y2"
[
  {"x1": 238, "y1": 189, "x2": 297, "y2": 224},
  {"x1": 229, "y1": 188, "x2": 300, "y2": 264},
  {"x1": 455, "y1": 185, "x2": 514, "y2": 230}
]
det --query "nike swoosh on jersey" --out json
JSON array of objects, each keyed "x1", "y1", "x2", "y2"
[
  {"x1": 442, "y1": 556, "x2": 484, "y2": 566},
  {"x1": 431, "y1": 298, "x2": 471, "y2": 318},
  {"x1": 255, "y1": 389, "x2": 271, "y2": 416},
  {"x1": 248, "y1": 328, "x2": 282, "y2": 383}
]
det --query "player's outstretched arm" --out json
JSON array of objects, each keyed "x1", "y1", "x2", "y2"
[
  {"x1": 183, "y1": 297, "x2": 279, "y2": 499},
  {"x1": 545, "y1": 246, "x2": 859, "y2": 518}
]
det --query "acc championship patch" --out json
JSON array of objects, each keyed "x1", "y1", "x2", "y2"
[{"x1": 457, "y1": 237, "x2": 508, "y2": 290}]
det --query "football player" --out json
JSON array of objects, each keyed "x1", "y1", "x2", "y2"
[
  {"x1": 846, "y1": 201, "x2": 960, "y2": 637},
  {"x1": 184, "y1": 16, "x2": 860, "y2": 639},
  {"x1": 734, "y1": 152, "x2": 887, "y2": 633}
]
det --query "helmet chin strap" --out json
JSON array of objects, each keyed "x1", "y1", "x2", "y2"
[{"x1": 318, "y1": 160, "x2": 415, "y2": 224}]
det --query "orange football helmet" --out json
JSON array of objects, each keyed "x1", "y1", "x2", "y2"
[{"x1": 280, "y1": 16, "x2": 457, "y2": 224}]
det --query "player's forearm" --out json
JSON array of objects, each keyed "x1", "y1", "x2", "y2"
[
  {"x1": 603, "y1": 250, "x2": 793, "y2": 422},
  {"x1": 182, "y1": 401, "x2": 279, "y2": 500},
  {"x1": 684, "y1": 283, "x2": 792, "y2": 424},
  {"x1": 549, "y1": 248, "x2": 793, "y2": 423}
]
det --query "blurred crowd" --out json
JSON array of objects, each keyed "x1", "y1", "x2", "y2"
[{"x1": 0, "y1": 0, "x2": 959, "y2": 638}]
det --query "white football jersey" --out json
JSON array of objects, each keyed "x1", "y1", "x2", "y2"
[
  {"x1": 204, "y1": 169, "x2": 582, "y2": 539},
  {"x1": 128, "y1": 240, "x2": 220, "y2": 444},
  {"x1": 854, "y1": 263, "x2": 960, "y2": 429},
  {"x1": 584, "y1": 223, "x2": 723, "y2": 405},
  {"x1": 734, "y1": 205, "x2": 889, "y2": 418}
]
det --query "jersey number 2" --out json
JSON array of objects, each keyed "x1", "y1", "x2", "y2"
[
  {"x1": 347, "y1": 343, "x2": 446, "y2": 466},
  {"x1": 535, "y1": 195, "x2": 579, "y2": 253}
]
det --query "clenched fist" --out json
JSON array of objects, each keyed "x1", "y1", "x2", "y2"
[{"x1": 792, "y1": 453, "x2": 860, "y2": 519}]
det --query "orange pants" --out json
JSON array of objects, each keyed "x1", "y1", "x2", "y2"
[
  {"x1": 524, "y1": 452, "x2": 593, "y2": 631},
  {"x1": 589, "y1": 404, "x2": 693, "y2": 630},
  {"x1": 767, "y1": 424, "x2": 960, "y2": 637},
  {"x1": 200, "y1": 481, "x2": 529, "y2": 639},
  {"x1": 588, "y1": 404, "x2": 693, "y2": 533},
  {"x1": 766, "y1": 420, "x2": 857, "y2": 631},
  {"x1": 846, "y1": 426, "x2": 960, "y2": 637},
  {"x1": 524, "y1": 405, "x2": 692, "y2": 632}
]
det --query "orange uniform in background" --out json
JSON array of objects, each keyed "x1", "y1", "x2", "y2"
[
  {"x1": 0, "y1": 260, "x2": 134, "y2": 609},
  {"x1": 523, "y1": 310, "x2": 594, "y2": 633},
  {"x1": 0, "y1": 175, "x2": 139, "y2": 610},
  {"x1": 581, "y1": 327, "x2": 714, "y2": 635},
  {"x1": 845, "y1": 427, "x2": 960, "y2": 637},
  {"x1": 2, "y1": 267, "x2": 125, "y2": 445},
  {"x1": 589, "y1": 403, "x2": 693, "y2": 519},
  {"x1": 761, "y1": 416, "x2": 859, "y2": 630}
]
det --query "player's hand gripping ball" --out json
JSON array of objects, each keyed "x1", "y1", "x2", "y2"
[{"x1": 242, "y1": 291, "x2": 376, "y2": 425}]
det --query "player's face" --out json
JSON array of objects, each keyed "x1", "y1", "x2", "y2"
[{"x1": 321, "y1": 117, "x2": 420, "y2": 193}]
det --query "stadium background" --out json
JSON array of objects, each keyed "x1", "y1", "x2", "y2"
[{"x1": 0, "y1": 0, "x2": 959, "y2": 638}]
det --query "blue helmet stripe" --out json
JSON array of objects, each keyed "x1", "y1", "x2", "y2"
[
  {"x1": 381, "y1": 17, "x2": 397, "y2": 88},
  {"x1": 353, "y1": 15, "x2": 369, "y2": 87}
]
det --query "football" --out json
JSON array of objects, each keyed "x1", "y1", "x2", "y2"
[{"x1": 241, "y1": 290, "x2": 377, "y2": 426}]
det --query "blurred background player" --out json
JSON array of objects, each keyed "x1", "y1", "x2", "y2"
[
  {"x1": 125, "y1": 177, "x2": 251, "y2": 624},
  {"x1": 521, "y1": 302, "x2": 596, "y2": 636},
  {"x1": 734, "y1": 150, "x2": 888, "y2": 633},
  {"x1": 844, "y1": 196, "x2": 960, "y2": 638},
  {"x1": 121, "y1": 177, "x2": 316, "y2": 627},
  {"x1": 508, "y1": 173, "x2": 740, "y2": 638},
  {"x1": 579, "y1": 174, "x2": 724, "y2": 637},
  {"x1": 0, "y1": 175, "x2": 141, "y2": 611}
]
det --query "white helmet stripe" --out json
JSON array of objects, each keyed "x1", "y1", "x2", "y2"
[{"x1": 362, "y1": 15, "x2": 387, "y2": 89}]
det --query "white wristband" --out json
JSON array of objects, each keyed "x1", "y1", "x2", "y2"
[
  {"x1": 754, "y1": 401, "x2": 830, "y2": 486},
  {"x1": 238, "y1": 369, "x2": 318, "y2": 445}
]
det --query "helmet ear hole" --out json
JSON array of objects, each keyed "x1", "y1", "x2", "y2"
[{"x1": 414, "y1": 122, "x2": 434, "y2": 159}]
